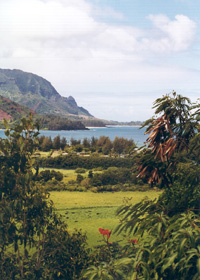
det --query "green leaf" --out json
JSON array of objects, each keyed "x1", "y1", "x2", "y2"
[{"x1": 161, "y1": 253, "x2": 177, "y2": 273}]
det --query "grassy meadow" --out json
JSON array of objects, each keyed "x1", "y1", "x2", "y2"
[{"x1": 50, "y1": 191, "x2": 161, "y2": 247}]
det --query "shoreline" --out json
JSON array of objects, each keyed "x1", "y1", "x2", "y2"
[{"x1": 106, "y1": 125, "x2": 142, "y2": 128}]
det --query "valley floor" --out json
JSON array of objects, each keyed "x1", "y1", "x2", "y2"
[{"x1": 50, "y1": 191, "x2": 160, "y2": 246}]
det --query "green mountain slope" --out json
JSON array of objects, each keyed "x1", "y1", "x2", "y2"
[
  {"x1": 0, "y1": 95, "x2": 87, "y2": 130},
  {"x1": 0, "y1": 69, "x2": 92, "y2": 118}
]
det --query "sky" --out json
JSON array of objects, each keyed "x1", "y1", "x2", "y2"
[{"x1": 0, "y1": 0, "x2": 200, "y2": 121}]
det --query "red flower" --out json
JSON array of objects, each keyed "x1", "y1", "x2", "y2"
[
  {"x1": 99, "y1": 228, "x2": 104, "y2": 234},
  {"x1": 99, "y1": 228, "x2": 111, "y2": 239},
  {"x1": 129, "y1": 239, "x2": 138, "y2": 244}
]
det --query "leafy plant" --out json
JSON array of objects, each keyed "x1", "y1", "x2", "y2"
[{"x1": 0, "y1": 116, "x2": 89, "y2": 279}]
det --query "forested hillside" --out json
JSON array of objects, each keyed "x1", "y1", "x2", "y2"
[
  {"x1": 0, "y1": 68, "x2": 92, "y2": 118},
  {"x1": 0, "y1": 95, "x2": 88, "y2": 130}
]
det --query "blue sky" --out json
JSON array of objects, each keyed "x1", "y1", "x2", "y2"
[{"x1": 0, "y1": 0, "x2": 199, "y2": 121}]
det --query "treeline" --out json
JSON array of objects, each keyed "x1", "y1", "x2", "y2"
[
  {"x1": 38, "y1": 135, "x2": 67, "y2": 151},
  {"x1": 75, "y1": 167, "x2": 146, "y2": 192},
  {"x1": 36, "y1": 114, "x2": 87, "y2": 130},
  {"x1": 38, "y1": 154, "x2": 135, "y2": 169},
  {"x1": 38, "y1": 134, "x2": 136, "y2": 155}
]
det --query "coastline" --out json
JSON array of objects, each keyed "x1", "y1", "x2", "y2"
[{"x1": 106, "y1": 125, "x2": 142, "y2": 128}]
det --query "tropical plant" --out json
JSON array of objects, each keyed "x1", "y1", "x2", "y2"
[{"x1": 83, "y1": 92, "x2": 200, "y2": 279}]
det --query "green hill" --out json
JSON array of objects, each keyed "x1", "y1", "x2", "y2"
[
  {"x1": 0, "y1": 68, "x2": 92, "y2": 118},
  {"x1": 0, "y1": 95, "x2": 87, "y2": 130}
]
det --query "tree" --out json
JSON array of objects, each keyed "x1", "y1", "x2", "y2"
[
  {"x1": 113, "y1": 137, "x2": 134, "y2": 155},
  {"x1": 116, "y1": 92, "x2": 200, "y2": 278},
  {"x1": 53, "y1": 135, "x2": 61, "y2": 150},
  {"x1": 88, "y1": 170, "x2": 93, "y2": 179},
  {"x1": 77, "y1": 174, "x2": 84, "y2": 183},
  {"x1": 60, "y1": 136, "x2": 67, "y2": 150},
  {"x1": 138, "y1": 92, "x2": 199, "y2": 187},
  {"x1": 70, "y1": 137, "x2": 81, "y2": 146},
  {"x1": 91, "y1": 136, "x2": 98, "y2": 148},
  {"x1": 41, "y1": 136, "x2": 53, "y2": 151},
  {"x1": 0, "y1": 116, "x2": 89, "y2": 279},
  {"x1": 102, "y1": 138, "x2": 112, "y2": 155},
  {"x1": 82, "y1": 137, "x2": 91, "y2": 148}
]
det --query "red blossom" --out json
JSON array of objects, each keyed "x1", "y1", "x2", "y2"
[
  {"x1": 98, "y1": 228, "x2": 111, "y2": 239},
  {"x1": 129, "y1": 239, "x2": 138, "y2": 244}
]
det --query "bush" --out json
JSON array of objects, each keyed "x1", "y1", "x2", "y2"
[
  {"x1": 37, "y1": 169, "x2": 63, "y2": 182},
  {"x1": 77, "y1": 174, "x2": 84, "y2": 183},
  {"x1": 75, "y1": 168, "x2": 86, "y2": 174}
]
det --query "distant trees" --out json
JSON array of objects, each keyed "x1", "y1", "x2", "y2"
[
  {"x1": 39, "y1": 154, "x2": 135, "y2": 170},
  {"x1": 41, "y1": 136, "x2": 53, "y2": 151},
  {"x1": 38, "y1": 114, "x2": 87, "y2": 130},
  {"x1": 53, "y1": 135, "x2": 61, "y2": 150},
  {"x1": 60, "y1": 137, "x2": 67, "y2": 150},
  {"x1": 91, "y1": 167, "x2": 133, "y2": 187},
  {"x1": 37, "y1": 134, "x2": 137, "y2": 157},
  {"x1": 113, "y1": 137, "x2": 135, "y2": 155},
  {"x1": 96, "y1": 136, "x2": 112, "y2": 155}
]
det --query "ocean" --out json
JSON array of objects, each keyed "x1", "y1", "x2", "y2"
[{"x1": 0, "y1": 126, "x2": 147, "y2": 147}]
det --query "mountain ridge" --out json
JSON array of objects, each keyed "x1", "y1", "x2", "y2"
[
  {"x1": 0, "y1": 68, "x2": 92, "y2": 118},
  {"x1": 0, "y1": 95, "x2": 88, "y2": 130}
]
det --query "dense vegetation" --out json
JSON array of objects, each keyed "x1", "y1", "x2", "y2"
[
  {"x1": 36, "y1": 135, "x2": 146, "y2": 192},
  {"x1": 39, "y1": 154, "x2": 135, "y2": 170},
  {"x1": 38, "y1": 134, "x2": 136, "y2": 154},
  {"x1": 37, "y1": 114, "x2": 87, "y2": 130},
  {"x1": 0, "y1": 117, "x2": 90, "y2": 279},
  {"x1": 82, "y1": 92, "x2": 200, "y2": 279},
  {"x1": 0, "y1": 95, "x2": 88, "y2": 130},
  {"x1": 0, "y1": 92, "x2": 200, "y2": 279}
]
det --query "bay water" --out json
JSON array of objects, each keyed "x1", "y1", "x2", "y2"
[{"x1": 0, "y1": 126, "x2": 147, "y2": 147}]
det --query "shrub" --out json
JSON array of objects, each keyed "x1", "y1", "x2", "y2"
[{"x1": 75, "y1": 168, "x2": 86, "y2": 174}]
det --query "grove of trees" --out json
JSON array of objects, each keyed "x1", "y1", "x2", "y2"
[{"x1": 37, "y1": 134, "x2": 136, "y2": 156}]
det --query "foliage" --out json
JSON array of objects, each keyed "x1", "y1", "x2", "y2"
[
  {"x1": 77, "y1": 174, "x2": 84, "y2": 183},
  {"x1": 113, "y1": 137, "x2": 135, "y2": 155},
  {"x1": 75, "y1": 168, "x2": 87, "y2": 174},
  {"x1": 38, "y1": 135, "x2": 137, "y2": 158},
  {"x1": 138, "y1": 92, "x2": 200, "y2": 187},
  {"x1": 39, "y1": 153, "x2": 136, "y2": 170},
  {"x1": 91, "y1": 167, "x2": 135, "y2": 187},
  {"x1": 0, "y1": 116, "x2": 89, "y2": 279},
  {"x1": 38, "y1": 114, "x2": 87, "y2": 130},
  {"x1": 36, "y1": 169, "x2": 64, "y2": 182},
  {"x1": 40, "y1": 136, "x2": 53, "y2": 151},
  {"x1": 115, "y1": 201, "x2": 200, "y2": 280},
  {"x1": 82, "y1": 92, "x2": 200, "y2": 279}
]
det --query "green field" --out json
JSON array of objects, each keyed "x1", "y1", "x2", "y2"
[{"x1": 50, "y1": 191, "x2": 161, "y2": 246}]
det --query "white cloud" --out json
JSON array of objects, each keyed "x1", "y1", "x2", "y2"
[
  {"x1": 0, "y1": 0, "x2": 196, "y2": 59},
  {"x1": 147, "y1": 14, "x2": 196, "y2": 52},
  {"x1": 0, "y1": 0, "x2": 198, "y2": 120}
]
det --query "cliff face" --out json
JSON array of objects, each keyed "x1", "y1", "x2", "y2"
[{"x1": 0, "y1": 69, "x2": 92, "y2": 118}]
